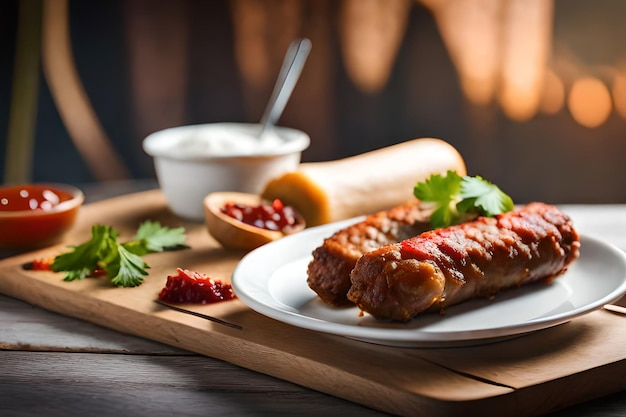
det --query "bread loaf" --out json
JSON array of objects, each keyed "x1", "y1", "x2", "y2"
[{"x1": 261, "y1": 138, "x2": 466, "y2": 226}]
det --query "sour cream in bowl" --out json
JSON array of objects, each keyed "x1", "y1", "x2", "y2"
[{"x1": 142, "y1": 123, "x2": 310, "y2": 221}]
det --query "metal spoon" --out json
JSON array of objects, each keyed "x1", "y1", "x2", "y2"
[{"x1": 258, "y1": 38, "x2": 312, "y2": 139}]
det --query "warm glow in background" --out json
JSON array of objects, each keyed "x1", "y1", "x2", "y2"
[{"x1": 2, "y1": 0, "x2": 626, "y2": 204}]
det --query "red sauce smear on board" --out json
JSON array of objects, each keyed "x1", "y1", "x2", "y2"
[
  {"x1": 221, "y1": 199, "x2": 299, "y2": 232},
  {"x1": 31, "y1": 257, "x2": 54, "y2": 271},
  {"x1": 0, "y1": 184, "x2": 73, "y2": 212},
  {"x1": 27, "y1": 257, "x2": 107, "y2": 278},
  {"x1": 158, "y1": 268, "x2": 236, "y2": 304}
]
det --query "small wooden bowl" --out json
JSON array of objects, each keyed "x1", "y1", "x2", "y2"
[{"x1": 204, "y1": 191, "x2": 306, "y2": 251}]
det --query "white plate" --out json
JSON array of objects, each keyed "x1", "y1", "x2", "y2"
[{"x1": 232, "y1": 219, "x2": 626, "y2": 347}]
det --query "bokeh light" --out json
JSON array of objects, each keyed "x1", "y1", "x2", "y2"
[{"x1": 568, "y1": 77, "x2": 612, "y2": 128}]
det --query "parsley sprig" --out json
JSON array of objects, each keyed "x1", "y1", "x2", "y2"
[
  {"x1": 51, "y1": 221, "x2": 187, "y2": 287},
  {"x1": 414, "y1": 170, "x2": 514, "y2": 228}
]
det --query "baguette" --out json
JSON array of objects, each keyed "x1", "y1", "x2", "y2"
[{"x1": 261, "y1": 138, "x2": 466, "y2": 226}]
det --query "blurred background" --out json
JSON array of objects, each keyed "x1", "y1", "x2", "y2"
[{"x1": 1, "y1": 0, "x2": 626, "y2": 204}]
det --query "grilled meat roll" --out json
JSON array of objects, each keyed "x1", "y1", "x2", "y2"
[
  {"x1": 307, "y1": 200, "x2": 433, "y2": 306},
  {"x1": 347, "y1": 202, "x2": 581, "y2": 321}
]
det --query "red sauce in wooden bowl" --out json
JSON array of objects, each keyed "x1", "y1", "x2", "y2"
[{"x1": 220, "y1": 198, "x2": 300, "y2": 232}]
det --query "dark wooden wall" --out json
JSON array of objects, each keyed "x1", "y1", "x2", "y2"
[{"x1": 1, "y1": 0, "x2": 626, "y2": 204}]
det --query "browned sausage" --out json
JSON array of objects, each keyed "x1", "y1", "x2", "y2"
[
  {"x1": 307, "y1": 200, "x2": 433, "y2": 306},
  {"x1": 347, "y1": 203, "x2": 581, "y2": 322}
]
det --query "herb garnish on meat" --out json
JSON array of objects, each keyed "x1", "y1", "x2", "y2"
[{"x1": 413, "y1": 170, "x2": 514, "y2": 228}]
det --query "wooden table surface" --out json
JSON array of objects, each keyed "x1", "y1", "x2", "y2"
[{"x1": 1, "y1": 181, "x2": 625, "y2": 417}]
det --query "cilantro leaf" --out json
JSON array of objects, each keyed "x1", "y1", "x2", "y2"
[
  {"x1": 413, "y1": 171, "x2": 462, "y2": 203},
  {"x1": 49, "y1": 221, "x2": 188, "y2": 288},
  {"x1": 106, "y1": 244, "x2": 149, "y2": 287},
  {"x1": 133, "y1": 220, "x2": 187, "y2": 253},
  {"x1": 51, "y1": 225, "x2": 118, "y2": 280},
  {"x1": 62, "y1": 268, "x2": 93, "y2": 282},
  {"x1": 414, "y1": 171, "x2": 514, "y2": 228},
  {"x1": 459, "y1": 176, "x2": 514, "y2": 216},
  {"x1": 413, "y1": 171, "x2": 463, "y2": 228}
]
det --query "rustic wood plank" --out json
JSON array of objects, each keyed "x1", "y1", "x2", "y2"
[
  {"x1": 1, "y1": 350, "x2": 624, "y2": 417},
  {"x1": 0, "y1": 191, "x2": 513, "y2": 416},
  {"x1": 0, "y1": 294, "x2": 186, "y2": 354},
  {"x1": 0, "y1": 351, "x2": 388, "y2": 417},
  {"x1": 1, "y1": 191, "x2": 626, "y2": 416},
  {"x1": 416, "y1": 308, "x2": 626, "y2": 387}
]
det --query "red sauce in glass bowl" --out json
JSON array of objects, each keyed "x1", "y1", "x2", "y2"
[
  {"x1": 0, "y1": 184, "x2": 74, "y2": 212},
  {"x1": 0, "y1": 184, "x2": 83, "y2": 251}
]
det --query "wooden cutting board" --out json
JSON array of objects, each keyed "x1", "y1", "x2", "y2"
[{"x1": 0, "y1": 190, "x2": 625, "y2": 416}]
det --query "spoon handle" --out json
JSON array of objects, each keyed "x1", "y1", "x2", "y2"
[
  {"x1": 604, "y1": 304, "x2": 626, "y2": 315},
  {"x1": 258, "y1": 38, "x2": 312, "y2": 138}
]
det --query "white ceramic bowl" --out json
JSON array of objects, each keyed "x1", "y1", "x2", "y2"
[{"x1": 142, "y1": 122, "x2": 310, "y2": 221}]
